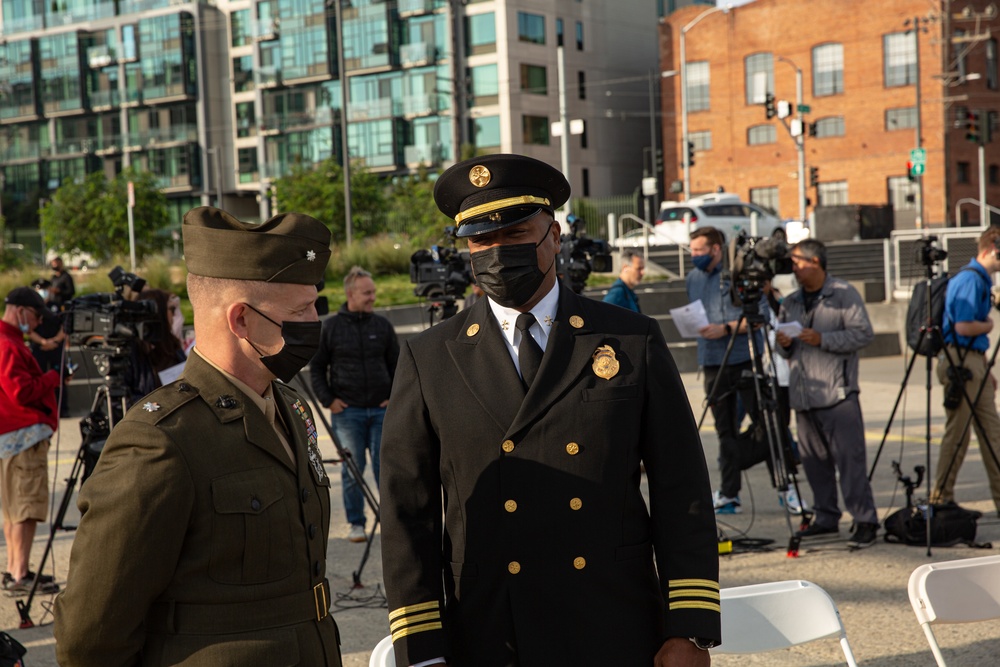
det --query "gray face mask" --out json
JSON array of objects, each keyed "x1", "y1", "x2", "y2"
[{"x1": 243, "y1": 304, "x2": 321, "y2": 383}]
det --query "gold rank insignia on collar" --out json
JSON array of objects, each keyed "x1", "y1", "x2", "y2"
[
  {"x1": 543, "y1": 315, "x2": 553, "y2": 327},
  {"x1": 570, "y1": 315, "x2": 584, "y2": 329},
  {"x1": 592, "y1": 345, "x2": 619, "y2": 380},
  {"x1": 501, "y1": 319, "x2": 510, "y2": 332}
]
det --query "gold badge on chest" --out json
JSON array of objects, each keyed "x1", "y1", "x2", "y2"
[{"x1": 592, "y1": 345, "x2": 619, "y2": 380}]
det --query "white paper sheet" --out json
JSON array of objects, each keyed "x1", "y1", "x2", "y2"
[
  {"x1": 158, "y1": 362, "x2": 185, "y2": 386},
  {"x1": 670, "y1": 299, "x2": 711, "y2": 339},
  {"x1": 776, "y1": 321, "x2": 803, "y2": 338}
]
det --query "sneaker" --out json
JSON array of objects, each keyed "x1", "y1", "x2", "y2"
[
  {"x1": 795, "y1": 521, "x2": 839, "y2": 538},
  {"x1": 713, "y1": 490, "x2": 742, "y2": 515},
  {"x1": 347, "y1": 524, "x2": 367, "y2": 543},
  {"x1": 3, "y1": 572, "x2": 59, "y2": 596},
  {"x1": 847, "y1": 522, "x2": 878, "y2": 549},
  {"x1": 779, "y1": 488, "x2": 805, "y2": 515}
]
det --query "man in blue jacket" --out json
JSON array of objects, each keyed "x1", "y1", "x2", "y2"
[{"x1": 603, "y1": 250, "x2": 645, "y2": 312}]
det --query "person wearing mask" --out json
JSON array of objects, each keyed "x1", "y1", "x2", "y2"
[{"x1": 603, "y1": 250, "x2": 645, "y2": 313}]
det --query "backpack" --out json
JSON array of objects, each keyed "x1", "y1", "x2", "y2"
[
  {"x1": 905, "y1": 267, "x2": 980, "y2": 357},
  {"x1": 883, "y1": 502, "x2": 987, "y2": 547},
  {"x1": 0, "y1": 631, "x2": 25, "y2": 667}
]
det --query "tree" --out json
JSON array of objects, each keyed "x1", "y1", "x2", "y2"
[
  {"x1": 386, "y1": 166, "x2": 453, "y2": 245},
  {"x1": 39, "y1": 168, "x2": 170, "y2": 262}
]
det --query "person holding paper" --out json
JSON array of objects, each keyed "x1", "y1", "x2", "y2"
[{"x1": 776, "y1": 239, "x2": 878, "y2": 549}]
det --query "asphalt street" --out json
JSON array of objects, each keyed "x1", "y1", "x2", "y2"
[{"x1": 3, "y1": 353, "x2": 1000, "y2": 665}]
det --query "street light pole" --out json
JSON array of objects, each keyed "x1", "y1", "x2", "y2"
[
  {"x1": 557, "y1": 44, "x2": 571, "y2": 216},
  {"x1": 778, "y1": 56, "x2": 806, "y2": 222}
]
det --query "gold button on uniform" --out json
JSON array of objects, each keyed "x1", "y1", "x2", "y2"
[
  {"x1": 570, "y1": 497, "x2": 583, "y2": 510},
  {"x1": 501, "y1": 439, "x2": 515, "y2": 453},
  {"x1": 508, "y1": 561, "x2": 521, "y2": 574},
  {"x1": 569, "y1": 315, "x2": 584, "y2": 329},
  {"x1": 504, "y1": 499, "x2": 517, "y2": 513},
  {"x1": 466, "y1": 323, "x2": 480, "y2": 337},
  {"x1": 573, "y1": 557, "x2": 586, "y2": 570},
  {"x1": 566, "y1": 442, "x2": 580, "y2": 455}
]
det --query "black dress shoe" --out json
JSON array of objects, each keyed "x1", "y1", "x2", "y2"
[{"x1": 795, "y1": 522, "x2": 839, "y2": 538}]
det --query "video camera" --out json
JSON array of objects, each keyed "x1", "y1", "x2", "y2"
[
  {"x1": 557, "y1": 214, "x2": 612, "y2": 294},
  {"x1": 728, "y1": 232, "x2": 792, "y2": 306},
  {"x1": 916, "y1": 235, "x2": 947, "y2": 267},
  {"x1": 63, "y1": 266, "x2": 160, "y2": 347},
  {"x1": 410, "y1": 226, "x2": 472, "y2": 300}
]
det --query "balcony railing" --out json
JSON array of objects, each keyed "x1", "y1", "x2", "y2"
[
  {"x1": 142, "y1": 83, "x2": 190, "y2": 102},
  {"x1": 52, "y1": 138, "x2": 94, "y2": 156},
  {"x1": 0, "y1": 141, "x2": 42, "y2": 162},
  {"x1": 89, "y1": 90, "x2": 120, "y2": 109},
  {"x1": 398, "y1": 0, "x2": 435, "y2": 15},
  {"x1": 400, "y1": 42, "x2": 434, "y2": 66},
  {"x1": 127, "y1": 124, "x2": 199, "y2": 147},
  {"x1": 261, "y1": 108, "x2": 333, "y2": 132},
  {"x1": 0, "y1": 104, "x2": 40, "y2": 121},
  {"x1": 348, "y1": 98, "x2": 394, "y2": 121},
  {"x1": 0, "y1": 14, "x2": 43, "y2": 35},
  {"x1": 259, "y1": 66, "x2": 282, "y2": 88},
  {"x1": 87, "y1": 45, "x2": 117, "y2": 69},
  {"x1": 401, "y1": 92, "x2": 439, "y2": 116},
  {"x1": 404, "y1": 143, "x2": 443, "y2": 165}
]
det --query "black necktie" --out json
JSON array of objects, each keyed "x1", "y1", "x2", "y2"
[{"x1": 516, "y1": 312, "x2": 543, "y2": 389}]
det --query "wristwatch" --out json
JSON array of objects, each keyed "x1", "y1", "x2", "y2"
[{"x1": 689, "y1": 637, "x2": 720, "y2": 650}]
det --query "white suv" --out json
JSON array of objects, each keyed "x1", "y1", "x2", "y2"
[{"x1": 658, "y1": 193, "x2": 784, "y2": 241}]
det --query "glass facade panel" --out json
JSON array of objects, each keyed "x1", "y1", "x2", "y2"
[
  {"x1": 471, "y1": 115, "x2": 500, "y2": 150},
  {"x1": 517, "y1": 12, "x2": 545, "y2": 45},
  {"x1": 236, "y1": 102, "x2": 256, "y2": 138},
  {"x1": 232, "y1": 9, "x2": 252, "y2": 47},
  {"x1": 347, "y1": 120, "x2": 398, "y2": 168},
  {"x1": 686, "y1": 61, "x2": 709, "y2": 112},
  {"x1": 40, "y1": 33, "x2": 84, "y2": 114},
  {"x1": 343, "y1": 4, "x2": 393, "y2": 71},
  {"x1": 138, "y1": 13, "x2": 196, "y2": 101},
  {"x1": 469, "y1": 64, "x2": 499, "y2": 106},
  {"x1": 522, "y1": 114, "x2": 549, "y2": 145},
  {"x1": 234, "y1": 56, "x2": 255, "y2": 93},
  {"x1": 0, "y1": 40, "x2": 39, "y2": 120},
  {"x1": 812, "y1": 43, "x2": 843, "y2": 96},
  {"x1": 238, "y1": 147, "x2": 259, "y2": 183},
  {"x1": 466, "y1": 13, "x2": 496, "y2": 56},
  {"x1": 883, "y1": 32, "x2": 916, "y2": 87},
  {"x1": 745, "y1": 52, "x2": 773, "y2": 105},
  {"x1": 520, "y1": 64, "x2": 547, "y2": 95}
]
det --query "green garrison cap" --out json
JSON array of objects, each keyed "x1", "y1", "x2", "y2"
[
  {"x1": 434, "y1": 154, "x2": 571, "y2": 238},
  {"x1": 182, "y1": 207, "x2": 331, "y2": 284}
]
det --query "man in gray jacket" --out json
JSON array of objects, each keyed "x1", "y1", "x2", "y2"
[{"x1": 776, "y1": 239, "x2": 879, "y2": 549}]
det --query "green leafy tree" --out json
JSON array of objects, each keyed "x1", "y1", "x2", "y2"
[
  {"x1": 39, "y1": 168, "x2": 170, "y2": 262},
  {"x1": 387, "y1": 166, "x2": 453, "y2": 245}
]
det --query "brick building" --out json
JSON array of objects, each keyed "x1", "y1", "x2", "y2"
[{"x1": 659, "y1": 0, "x2": 1000, "y2": 228}]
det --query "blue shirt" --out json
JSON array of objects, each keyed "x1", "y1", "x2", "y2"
[
  {"x1": 685, "y1": 263, "x2": 760, "y2": 366},
  {"x1": 943, "y1": 259, "x2": 993, "y2": 352},
  {"x1": 603, "y1": 278, "x2": 641, "y2": 313}
]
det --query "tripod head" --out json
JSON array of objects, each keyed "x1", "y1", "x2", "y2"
[
  {"x1": 916, "y1": 236, "x2": 947, "y2": 279},
  {"x1": 892, "y1": 460, "x2": 926, "y2": 507}
]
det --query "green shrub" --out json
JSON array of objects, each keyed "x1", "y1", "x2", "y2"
[{"x1": 327, "y1": 233, "x2": 417, "y2": 280}]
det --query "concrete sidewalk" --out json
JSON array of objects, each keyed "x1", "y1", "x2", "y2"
[{"x1": 3, "y1": 354, "x2": 1000, "y2": 665}]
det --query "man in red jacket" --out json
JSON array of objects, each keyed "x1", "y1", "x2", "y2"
[{"x1": 0, "y1": 287, "x2": 61, "y2": 594}]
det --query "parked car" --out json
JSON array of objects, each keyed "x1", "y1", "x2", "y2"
[
  {"x1": 46, "y1": 249, "x2": 99, "y2": 271},
  {"x1": 658, "y1": 193, "x2": 785, "y2": 241}
]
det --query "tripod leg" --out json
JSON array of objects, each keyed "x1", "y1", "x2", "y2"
[{"x1": 867, "y1": 336, "x2": 923, "y2": 481}]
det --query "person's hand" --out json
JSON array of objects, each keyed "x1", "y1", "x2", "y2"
[
  {"x1": 776, "y1": 331, "x2": 792, "y2": 348},
  {"x1": 654, "y1": 637, "x2": 710, "y2": 667},
  {"x1": 379, "y1": 399, "x2": 389, "y2": 408},
  {"x1": 328, "y1": 398, "x2": 348, "y2": 414},
  {"x1": 40, "y1": 339, "x2": 59, "y2": 352},
  {"x1": 799, "y1": 328, "x2": 822, "y2": 347},
  {"x1": 699, "y1": 323, "x2": 728, "y2": 340},
  {"x1": 985, "y1": 318, "x2": 995, "y2": 334}
]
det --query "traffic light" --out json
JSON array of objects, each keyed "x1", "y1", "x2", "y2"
[
  {"x1": 654, "y1": 148, "x2": 663, "y2": 175},
  {"x1": 906, "y1": 161, "x2": 916, "y2": 182},
  {"x1": 966, "y1": 109, "x2": 981, "y2": 143},
  {"x1": 807, "y1": 122, "x2": 818, "y2": 137},
  {"x1": 809, "y1": 166, "x2": 819, "y2": 187},
  {"x1": 764, "y1": 93, "x2": 776, "y2": 120},
  {"x1": 687, "y1": 141, "x2": 696, "y2": 167}
]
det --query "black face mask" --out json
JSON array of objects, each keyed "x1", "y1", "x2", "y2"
[
  {"x1": 244, "y1": 304, "x2": 321, "y2": 383},
  {"x1": 470, "y1": 228, "x2": 554, "y2": 309}
]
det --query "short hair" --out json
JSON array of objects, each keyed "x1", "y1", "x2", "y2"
[
  {"x1": 621, "y1": 249, "x2": 641, "y2": 266},
  {"x1": 344, "y1": 266, "x2": 372, "y2": 293},
  {"x1": 978, "y1": 226, "x2": 1000, "y2": 253},
  {"x1": 793, "y1": 238, "x2": 827, "y2": 270},
  {"x1": 690, "y1": 226, "x2": 724, "y2": 248},
  {"x1": 187, "y1": 274, "x2": 278, "y2": 311}
]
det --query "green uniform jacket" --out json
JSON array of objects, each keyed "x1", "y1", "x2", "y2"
[
  {"x1": 54, "y1": 353, "x2": 343, "y2": 667},
  {"x1": 381, "y1": 287, "x2": 720, "y2": 667}
]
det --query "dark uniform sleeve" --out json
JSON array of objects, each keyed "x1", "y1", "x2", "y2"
[
  {"x1": 640, "y1": 320, "x2": 721, "y2": 642},
  {"x1": 54, "y1": 420, "x2": 195, "y2": 666},
  {"x1": 380, "y1": 340, "x2": 448, "y2": 665},
  {"x1": 310, "y1": 317, "x2": 336, "y2": 407}
]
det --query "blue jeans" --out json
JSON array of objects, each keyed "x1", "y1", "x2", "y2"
[{"x1": 331, "y1": 406, "x2": 385, "y2": 527}]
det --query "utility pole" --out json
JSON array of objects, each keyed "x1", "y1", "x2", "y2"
[
  {"x1": 557, "y1": 44, "x2": 571, "y2": 216},
  {"x1": 334, "y1": 0, "x2": 353, "y2": 245}
]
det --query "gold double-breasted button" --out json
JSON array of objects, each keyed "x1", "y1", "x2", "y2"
[
  {"x1": 508, "y1": 561, "x2": 521, "y2": 574},
  {"x1": 504, "y1": 499, "x2": 518, "y2": 513},
  {"x1": 570, "y1": 497, "x2": 583, "y2": 510},
  {"x1": 501, "y1": 439, "x2": 515, "y2": 453},
  {"x1": 573, "y1": 557, "x2": 587, "y2": 570},
  {"x1": 566, "y1": 442, "x2": 580, "y2": 455}
]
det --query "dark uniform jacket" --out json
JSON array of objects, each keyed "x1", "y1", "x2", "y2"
[
  {"x1": 381, "y1": 286, "x2": 720, "y2": 667},
  {"x1": 54, "y1": 352, "x2": 343, "y2": 667}
]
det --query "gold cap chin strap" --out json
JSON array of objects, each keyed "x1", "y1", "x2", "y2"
[{"x1": 455, "y1": 195, "x2": 551, "y2": 225}]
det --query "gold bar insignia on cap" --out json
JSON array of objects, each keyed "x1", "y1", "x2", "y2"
[{"x1": 455, "y1": 196, "x2": 551, "y2": 225}]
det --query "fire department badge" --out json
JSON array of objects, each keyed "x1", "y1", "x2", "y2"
[{"x1": 592, "y1": 345, "x2": 619, "y2": 380}]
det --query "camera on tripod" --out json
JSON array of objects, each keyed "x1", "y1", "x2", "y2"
[
  {"x1": 410, "y1": 226, "x2": 472, "y2": 321},
  {"x1": 728, "y1": 232, "x2": 792, "y2": 306},
  {"x1": 557, "y1": 214, "x2": 612, "y2": 294},
  {"x1": 63, "y1": 266, "x2": 160, "y2": 348},
  {"x1": 917, "y1": 235, "x2": 948, "y2": 267}
]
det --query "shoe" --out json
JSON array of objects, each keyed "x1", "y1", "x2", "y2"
[
  {"x1": 779, "y1": 489, "x2": 805, "y2": 515},
  {"x1": 2, "y1": 570, "x2": 55, "y2": 586},
  {"x1": 713, "y1": 490, "x2": 742, "y2": 515},
  {"x1": 795, "y1": 521, "x2": 838, "y2": 538},
  {"x1": 347, "y1": 524, "x2": 367, "y2": 543},
  {"x1": 3, "y1": 572, "x2": 59, "y2": 596},
  {"x1": 847, "y1": 522, "x2": 878, "y2": 549}
]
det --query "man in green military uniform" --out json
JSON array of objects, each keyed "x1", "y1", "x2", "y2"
[
  {"x1": 380, "y1": 154, "x2": 720, "y2": 666},
  {"x1": 54, "y1": 207, "x2": 343, "y2": 666}
]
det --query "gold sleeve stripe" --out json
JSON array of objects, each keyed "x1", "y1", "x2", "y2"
[
  {"x1": 455, "y1": 196, "x2": 551, "y2": 224},
  {"x1": 668, "y1": 589, "x2": 721, "y2": 600},
  {"x1": 668, "y1": 578, "x2": 720, "y2": 590},
  {"x1": 388, "y1": 600, "x2": 440, "y2": 621},
  {"x1": 390, "y1": 611, "x2": 441, "y2": 632},
  {"x1": 669, "y1": 600, "x2": 721, "y2": 613},
  {"x1": 392, "y1": 621, "x2": 444, "y2": 642}
]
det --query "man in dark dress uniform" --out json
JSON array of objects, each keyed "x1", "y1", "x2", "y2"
[
  {"x1": 54, "y1": 207, "x2": 344, "y2": 666},
  {"x1": 380, "y1": 154, "x2": 720, "y2": 667}
]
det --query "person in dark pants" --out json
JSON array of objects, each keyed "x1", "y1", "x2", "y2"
[
  {"x1": 48, "y1": 256, "x2": 75, "y2": 308},
  {"x1": 311, "y1": 266, "x2": 399, "y2": 543},
  {"x1": 603, "y1": 249, "x2": 645, "y2": 313}
]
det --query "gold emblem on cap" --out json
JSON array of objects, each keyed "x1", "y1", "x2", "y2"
[
  {"x1": 469, "y1": 165, "x2": 491, "y2": 187},
  {"x1": 569, "y1": 315, "x2": 584, "y2": 329},
  {"x1": 592, "y1": 345, "x2": 620, "y2": 380},
  {"x1": 466, "y1": 323, "x2": 480, "y2": 337}
]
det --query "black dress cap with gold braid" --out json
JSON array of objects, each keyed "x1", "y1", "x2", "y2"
[
  {"x1": 434, "y1": 154, "x2": 570, "y2": 238},
  {"x1": 182, "y1": 206, "x2": 331, "y2": 285}
]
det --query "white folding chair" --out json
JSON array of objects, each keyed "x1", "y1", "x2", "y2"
[
  {"x1": 713, "y1": 579, "x2": 858, "y2": 666},
  {"x1": 369, "y1": 635, "x2": 395, "y2": 667},
  {"x1": 907, "y1": 554, "x2": 1000, "y2": 666}
]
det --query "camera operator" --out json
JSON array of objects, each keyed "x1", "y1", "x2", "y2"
[
  {"x1": 687, "y1": 226, "x2": 764, "y2": 514},
  {"x1": 776, "y1": 239, "x2": 878, "y2": 549},
  {"x1": 931, "y1": 227, "x2": 1000, "y2": 515},
  {"x1": 603, "y1": 250, "x2": 645, "y2": 313}
]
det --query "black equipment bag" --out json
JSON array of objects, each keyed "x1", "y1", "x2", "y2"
[
  {"x1": 883, "y1": 502, "x2": 984, "y2": 547},
  {"x1": 906, "y1": 267, "x2": 982, "y2": 357},
  {"x1": 0, "y1": 631, "x2": 26, "y2": 667}
]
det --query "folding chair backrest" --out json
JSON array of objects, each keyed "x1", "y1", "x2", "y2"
[
  {"x1": 369, "y1": 635, "x2": 396, "y2": 667},
  {"x1": 714, "y1": 579, "x2": 858, "y2": 666}
]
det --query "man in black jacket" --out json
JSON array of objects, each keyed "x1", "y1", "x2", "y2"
[{"x1": 311, "y1": 266, "x2": 399, "y2": 542}]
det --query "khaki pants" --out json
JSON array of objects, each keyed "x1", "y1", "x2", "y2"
[{"x1": 934, "y1": 348, "x2": 1000, "y2": 512}]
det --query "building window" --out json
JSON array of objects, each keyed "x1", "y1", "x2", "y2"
[
  {"x1": 817, "y1": 181, "x2": 848, "y2": 206},
  {"x1": 957, "y1": 161, "x2": 971, "y2": 184},
  {"x1": 577, "y1": 71, "x2": 586, "y2": 100},
  {"x1": 582, "y1": 167, "x2": 590, "y2": 196},
  {"x1": 686, "y1": 61, "x2": 710, "y2": 112},
  {"x1": 469, "y1": 64, "x2": 499, "y2": 106},
  {"x1": 233, "y1": 56, "x2": 254, "y2": 93},
  {"x1": 523, "y1": 114, "x2": 549, "y2": 145},
  {"x1": 556, "y1": 18, "x2": 564, "y2": 47},
  {"x1": 466, "y1": 13, "x2": 496, "y2": 56},
  {"x1": 887, "y1": 176, "x2": 917, "y2": 211},
  {"x1": 235, "y1": 102, "x2": 255, "y2": 138},
  {"x1": 231, "y1": 9, "x2": 252, "y2": 47},
  {"x1": 884, "y1": 31, "x2": 917, "y2": 87},
  {"x1": 813, "y1": 116, "x2": 845, "y2": 138},
  {"x1": 747, "y1": 124, "x2": 776, "y2": 145},
  {"x1": 989, "y1": 39, "x2": 998, "y2": 90},
  {"x1": 750, "y1": 186, "x2": 779, "y2": 214},
  {"x1": 471, "y1": 115, "x2": 500, "y2": 150},
  {"x1": 744, "y1": 52, "x2": 773, "y2": 105},
  {"x1": 580, "y1": 120, "x2": 588, "y2": 149},
  {"x1": 518, "y1": 12, "x2": 545, "y2": 45},
  {"x1": 237, "y1": 147, "x2": 258, "y2": 184},
  {"x1": 520, "y1": 64, "x2": 547, "y2": 95},
  {"x1": 690, "y1": 129, "x2": 711, "y2": 152},
  {"x1": 990, "y1": 164, "x2": 999, "y2": 185},
  {"x1": 885, "y1": 106, "x2": 917, "y2": 131},
  {"x1": 575, "y1": 21, "x2": 583, "y2": 50},
  {"x1": 812, "y1": 43, "x2": 843, "y2": 96}
]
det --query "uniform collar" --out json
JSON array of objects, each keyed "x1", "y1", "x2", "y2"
[{"x1": 486, "y1": 281, "x2": 559, "y2": 349}]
